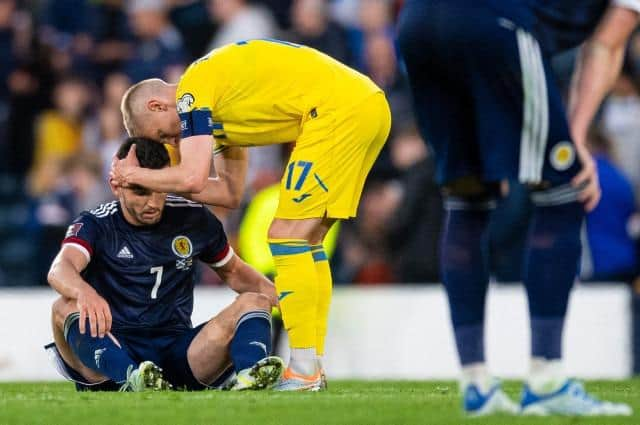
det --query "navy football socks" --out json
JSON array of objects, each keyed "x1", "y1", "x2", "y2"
[
  {"x1": 230, "y1": 310, "x2": 272, "y2": 372},
  {"x1": 65, "y1": 313, "x2": 136, "y2": 384},
  {"x1": 524, "y1": 201, "x2": 583, "y2": 359},
  {"x1": 441, "y1": 207, "x2": 491, "y2": 365}
]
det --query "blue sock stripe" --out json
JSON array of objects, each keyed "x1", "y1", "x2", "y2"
[
  {"x1": 268, "y1": 243, "x2": 310, "y2": 256},
  {"x1": 236, "y1": 310, "x2": 271, "y2": 330},
  {"x1": 310, "y1": 244, "x2": 323, "y2": 251},
  {"x1": 312, "y1": 250, "x2": 328, "y2": 262}
]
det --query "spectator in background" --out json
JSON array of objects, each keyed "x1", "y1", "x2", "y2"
[
  {"x1": 336, "y1": 178, "x2": 398, "y2": 285},
  {"x1": 0, "y1": 0, "x2": 18, "y2": 168},
  {"x1": 386, "y1": 125, "x2": 443, "y2": 283},
  {"x1": 168, "y1": 0, "x2": 216, "y2": 60},
  {"x1": 347, "y1": 0, "x2": 394, "y2": 72},
  {"x1": 98, "y1": 73, "x2": 130, "y2": 178},
  {"x1": 29, "y1": 76, "x2": 91, "y2": 197},
  {"x1": 1, "y1": 0, "x2": 39, "y2": 177},
  {"x1": 37, "y1": 0, "x2": 96, "y2": 78},
  {"x1": 288, "y1": 0, "x2": 351, "y2": 64},
  {"x1": 258, "y1": 0, "x2": 293, "y2": 29},
  {"x1": 86, "y1": 0, "x2": 134, "y2": 81},
  {"x1": 33, "y1": 153, "x2": 106, "y2": 285},
  {"x1": 600, "y1": 70, "x2": 640, "y2": 205},
  {"x1": 82, "y1": 72, "x2": 130, "y2": 178},
  {"x1": 207, "y1": 0, "x2": 278, "y2": 49},
  {"x1": 124, "y1": 0, "x2": 186, "y2": 82},
  {"x1": 582, "y1": 127, "x2": 638, "y2": 282}
]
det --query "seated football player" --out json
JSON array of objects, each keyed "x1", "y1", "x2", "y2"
[{"x1": 45, "y1": 137, "x2": 283, "y2": 392}]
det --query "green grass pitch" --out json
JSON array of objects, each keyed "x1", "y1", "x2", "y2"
[{"x1": 1, "y1": 380, "x2": 639, "y2": 425}]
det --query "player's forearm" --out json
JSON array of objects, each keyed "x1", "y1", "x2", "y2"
[
  {"x1": 47, "y1": 258, "x2": 92, "y2": 300},
  {"x1": 568, "y1": 41, "x2": 624, "y2": 145},
  {"x1": 128, "y1": 164, "x2": 208, "y2": 194},
  {"x1": 214, "y1": 147, "x2": 248, "y2": 208},
  {"x1": 569, "y1": 6, "x2": 638, "y2": 145},
  {"x1": 225, "y1": 261, "x2": 277, "y2": 306},
  {"x1": 185, "y1": 176, "x2": 242, "y2": 208}
]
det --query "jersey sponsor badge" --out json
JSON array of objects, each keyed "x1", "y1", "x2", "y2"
[
  {"x1": 65, "y1": 223, "x2": 83, "y2": 238},
  {"x1": 172, "y1": 235, "x2": 193, "y2": 259},
  {"x1": 177, "y1": 93, "x2": 195, "y2": 113},
  {"x1": 550, "y1": 142, "x2": 575, "y2": 171}
]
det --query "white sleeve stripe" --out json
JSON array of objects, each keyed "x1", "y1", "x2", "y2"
[
  {"x1": 210, "y1": 246, "x2": 234, "y2": 268},
  {"x1": 613, "y1": 0, "x2": 640, "y2": 13},
  {"x1": 63, "y1": 243, "x2": 91, "y2": 261}
]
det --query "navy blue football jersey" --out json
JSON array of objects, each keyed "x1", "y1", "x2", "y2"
[
  {"x1": 532, "y1": 0, "x2": 640, "y2": 54},
  {"x1": 62, "y1": 195, "x2": 232, "y2": 333}
]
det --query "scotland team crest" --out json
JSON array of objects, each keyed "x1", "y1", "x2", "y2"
[
  {"x1": 172, "y1": 236, "x2": 193, "y2": 259},
  {"x1": 550, "y1": 142, "x2": 575, "y2": 171}
]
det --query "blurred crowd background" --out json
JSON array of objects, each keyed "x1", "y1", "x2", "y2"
[{"x1": 1, "y1": 0, "x2": 640, "y2": 288}]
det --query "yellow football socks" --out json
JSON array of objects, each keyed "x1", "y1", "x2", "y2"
[
  {"x1": 268, "y1": 239, "x2": 318, "y2": 349},
  {"x1": 311, "y1": 244, "x2": 332, "y2": 356}
]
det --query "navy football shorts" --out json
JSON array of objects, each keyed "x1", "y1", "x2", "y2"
[
  {"x1": 398, "y1": 0, "x2": 581, "y2": 187},
  {"x1": 45, "y1": 323, "x2": 234, "y2": 391}
]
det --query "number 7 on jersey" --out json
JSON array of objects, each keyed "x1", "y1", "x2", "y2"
[{"x1": 150, "y1": 266, "x2": 163, "y2": 299}]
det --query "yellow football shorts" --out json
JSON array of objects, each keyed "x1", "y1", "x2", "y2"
[{"x1": 275, "y1": 91, "x2": 391, "y2": 220}]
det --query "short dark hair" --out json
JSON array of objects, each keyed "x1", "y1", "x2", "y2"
[{"x1": 116, "y1": 137, "x2": 170, "y2": 170}]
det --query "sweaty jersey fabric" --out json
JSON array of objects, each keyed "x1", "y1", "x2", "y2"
[
  {"x1": 61, "y1": 195, "x2": 231, "y2": 333},
  {"x1": 175, "y1": 38, "x2": 380, "y2": 147}
]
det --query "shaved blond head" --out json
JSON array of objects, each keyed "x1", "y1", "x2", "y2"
[{"x1": 120, "y1": 78, "x2": 170, "y2": 136}]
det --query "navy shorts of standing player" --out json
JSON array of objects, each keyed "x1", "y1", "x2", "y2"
[
  {"x1": 398, "y1": 0, "x2": 637, "y2": 417},
  {"x1": 46, "y1": 137, "x2": 283, "y2": 392}
]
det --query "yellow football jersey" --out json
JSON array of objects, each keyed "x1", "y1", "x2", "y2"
[{"x1": 175, "y1": 39, "x2": 381, "y2": 147}]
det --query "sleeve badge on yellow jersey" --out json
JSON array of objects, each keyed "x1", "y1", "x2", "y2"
[{"x1": 177, "y1": 93, "x2": 195, "y2": 113}]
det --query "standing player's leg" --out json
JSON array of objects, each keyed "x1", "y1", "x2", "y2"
[
  {"x1": 309, "y1": 217, "x2": 337, "y2": 388},
  {"x1": 398, "y1": 1, "x2": 519, "y2": 415},
  {"x1": 269, "y1": 91, "x2": 391, "y2": 391},
  {"x1": 268, "y1": 217, "x2": 324, "y2": 388},
  {"x1": 172, "y1": 292, "x2": 283, "y2": 390},
  {"x1": 514, "y1": 42, "x2": 631, "y2": 416},
  {"x1": 467, "y1": 17, "x2": 631, "y2": 415},
  {"x1": 51, "y1": 297, "x2": 168, "y2": 391}
]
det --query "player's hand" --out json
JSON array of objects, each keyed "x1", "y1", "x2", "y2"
[
  {"x1": 76, "y1": 286, "x2": 112, "y2": 338},
  {"x1": 571, "y1": 142, "x2": 601, "y2": 212},
  {"x1": 109, "y1": 144, "x2": 139, "y2": 188}
]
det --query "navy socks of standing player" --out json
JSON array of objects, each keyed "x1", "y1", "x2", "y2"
[
  {"x1": 230, "y1": 310, "x2": 272, "y2": 372},
  {"x1": 440, "y1": 204, "x2": 492, "y2": 373},
  {"x1": 524, "y1": 200, "x2": 583, "y2": 389},
  {"x1": 65, "y1": 313, "x2": 136, "y2": 384}
]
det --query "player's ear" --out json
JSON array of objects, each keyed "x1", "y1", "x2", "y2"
[{"x1": 147, "y1": 98, "x2": 167, "y2": 112}]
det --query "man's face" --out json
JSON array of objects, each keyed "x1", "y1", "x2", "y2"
[
  {"x1": 141, "y1": 105, "x2": 181, "y2": 147},
  {"x1": 119, "y1": 184, "x2": 167, "y2": 226}
]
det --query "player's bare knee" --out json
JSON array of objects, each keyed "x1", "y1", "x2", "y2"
[
  {"x1": 51, "y1": 297, "x2": 77, "y2": 330},
  {"x1": 235, "y1": 292, "x2": 271, "y2": 315}
]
